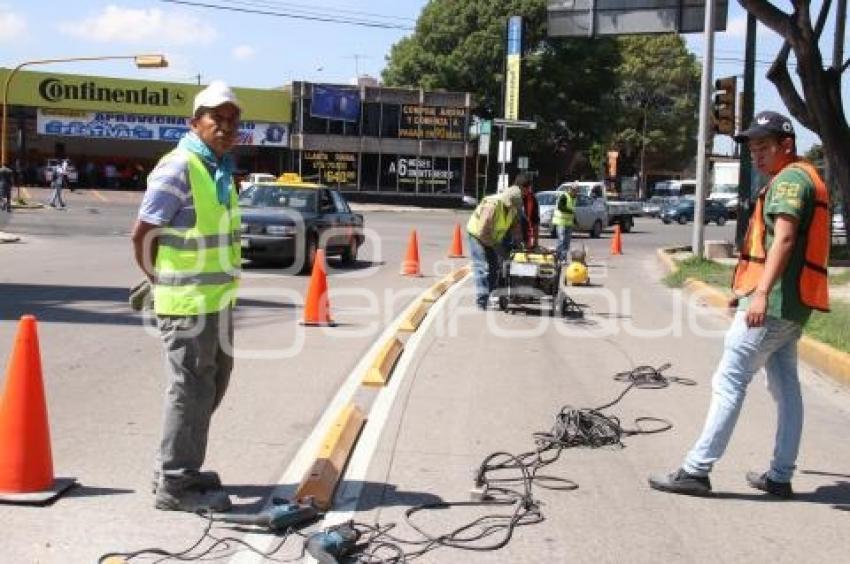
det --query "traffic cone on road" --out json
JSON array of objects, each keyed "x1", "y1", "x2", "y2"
[
  {"x1": 0, "y1": 315, "x2": 75, "y2": 504},
  {"x1": 610, "y1": 224, "x2": 623, "y2": 255},
  {"x1": 301, "y1": 250, "x2": 336, "y2": 327},
  {"x1": 447, "y1": 224, "x2": 465, "y2": 258},
  {"x1": 401, "y1": 230, "x2": 422, "y2": 277}
]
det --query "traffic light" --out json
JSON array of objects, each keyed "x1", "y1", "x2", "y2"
[{"x1": 713, "y1": 76, "x2": 737, "y2": 136}]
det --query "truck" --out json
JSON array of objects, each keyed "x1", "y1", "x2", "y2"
[
  {"x1": 708, "y1": 161, "x2": 740, "y2": 217},
  {"x1": 557, "y1": 181, "x2": 643, "y2": 234}
]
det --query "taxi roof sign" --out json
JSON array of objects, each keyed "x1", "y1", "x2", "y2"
[{"x1": 277, "y1": 173, "x2": 304, "y2": 183}]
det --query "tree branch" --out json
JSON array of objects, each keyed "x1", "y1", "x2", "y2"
[
  {"x1": 813, "y1": 0, "x2": 832, "y2": 41},
  {"x1": 842, "y1": 57, "x2": 850, "y2": 73},
  {"x1": 767, "y1": 41, "x2": 817, "y2": 131},
  {"x1": 738, "y1": 0, "x2": 795, "y2": 38}
]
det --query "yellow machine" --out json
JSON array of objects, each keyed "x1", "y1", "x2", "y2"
[
  {"x1": 497, "y1": 248, "x2": 582, "y2": 318},
  {"x1": 565, "y1": 261, "x2": 589, "y2": 286}
]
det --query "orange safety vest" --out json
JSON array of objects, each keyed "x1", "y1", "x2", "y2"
[{"x1": 732, "y1": 160, "x2": 830, "y2": 312}]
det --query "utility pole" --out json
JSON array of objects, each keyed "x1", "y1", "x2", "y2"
[
  {"x1": 639, "y1": 103, "x2": 648, "y2": 200},
  {"x1": 736, "y1": 14, "x2": 757, "y2": 249},
  {"x1": 347, "y1": 54, "x2": 369, "y2": 80},
  {"x1": 692, "y1": 0, "x2": 716, "y2": 259}
]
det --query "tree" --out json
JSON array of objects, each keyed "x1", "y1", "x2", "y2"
[
  {"x1": 382, "y1": 0, "x2": 622, "y2": 188},
  {"x1": 739, "y1": 0, "x2": 849, "y2": 247},
  {"x1": 608, "y1": 36, "x2": 701, "y2": 195}
]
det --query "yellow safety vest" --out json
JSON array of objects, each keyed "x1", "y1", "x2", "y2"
[
  {"x1": 153, "y1": 149, "x2": 241, "y2": 316},
  {"x1": 553, "y1": 192, "x2": 575, "y2": 227},
  {"x1": 467, "y1": 195, "x2": 516, "y2": 245}
]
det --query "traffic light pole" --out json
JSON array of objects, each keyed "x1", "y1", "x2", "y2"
[
  {"x1": 692, "y1": 0, "x2": 716, "y2": 259},
  {"x1": 736, "y1": 13, "x2": 757, "y2": 250}
]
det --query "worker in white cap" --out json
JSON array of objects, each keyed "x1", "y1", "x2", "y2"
[{"x1": 130, "y1": 81, "x2": 243, "y2": 513}]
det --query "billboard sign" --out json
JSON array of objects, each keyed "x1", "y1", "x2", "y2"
[
  {"x1": 504, "y1": 16, "x2": 522, "y2": 120},
  {"x1": 547, "y1": 0, "x2": 728, "y2": 37},
  {"x1": 399, "y1": 105, "x2": 466, "y2": 141},
  {"x1": 310, "y1": 85, "x2": 361, "y2": 122},
  {"x1": 302, "y1": 151, "x2": 357, "y2": 185},
  {"x1": 36, "y1": 109, "x2": 289, "y2": 146}
]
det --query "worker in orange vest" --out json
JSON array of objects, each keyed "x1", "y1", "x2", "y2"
[{"x1": 650, "y1": 111, "x2": 830, "y2": 500}]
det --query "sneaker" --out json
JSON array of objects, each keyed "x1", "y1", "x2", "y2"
[
  {"x1": 745, "y1": 471, "x2": 793, "y2": 499},
  {"x1": 648, "y1": 468, "x2": 712, "y2": 496},
  {"x1": 151, "y1": 470, "x2": 222, "y2": 494},
  {"x1": 154, "y1": 482, "x2": 231, "y2": 513}
]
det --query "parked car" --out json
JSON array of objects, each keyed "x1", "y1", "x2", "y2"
[
  {"x1": 239, "y1": 177, "x2": 364, "y2": 272},
  {"x1": 41, "y1": 159, "x2": 79, "y2": 186},
  {"x1": 537, "y1": 189, "x2": 608, "y2": 238},
  {"x1": 239, "y1": 172, "x2": 276, "y2": 192},
  {"x1": 661, "y1": 199, "x2": 728, "y2": 225},
  {"x1": 642, "y1": 195, "x2": 677, "y2": 218},
  {"x1": 834, "y1": 210, "x2": 847, "y2": 242},
  {"x1": 557, "y1": 181, "x2": 642, "y2": 232}
]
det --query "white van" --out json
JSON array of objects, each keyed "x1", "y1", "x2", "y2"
[{"x1": 653, "y1": 179, "x2": 696, "y2": 199}]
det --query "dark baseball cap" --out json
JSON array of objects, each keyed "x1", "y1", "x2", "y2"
[{"x1": 734, "y1": 111, "x2": 795, "y2": 143}]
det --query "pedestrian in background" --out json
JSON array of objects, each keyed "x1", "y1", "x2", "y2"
[
  {"x1": 131, "y1": 81, "x2": 242, "y2": 513},
  {"x1": 554, "y1": 184, "x2": 578, "y2": 262},
  {"x1": 520, "y1": 177, "x2": 540, "y2": 249},
  {"x1": 0, "y1": 165, "x2": 13, "y2": 212},
  {"x1": 466, "y1": 181, "x2": 523, "y2": 310},
  {"x1": 649, "y1": 111, "x2": 831, "y2": 499},
  {"x1": 48, "y1": 160, "x2": 67, "y2": 209}
]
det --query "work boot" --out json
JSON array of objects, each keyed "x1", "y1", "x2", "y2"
[
  {"x1": 648, "y1": 468, "x2": 712, "y2": 497},
  {"x1": 151, "y1": 470, "x2": 223, "y2": 494},
  {"x1": 745, "y1": 471, "x2": 793, "y2": 499},
  {"x1": 154, "y1": 478, "x2": 231, "y2": 513}
]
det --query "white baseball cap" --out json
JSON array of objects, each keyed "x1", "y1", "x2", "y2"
[{"x1": 193, "y1": 80, "x2": 241, "y2": 116}]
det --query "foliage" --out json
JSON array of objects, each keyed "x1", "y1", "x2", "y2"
[
  {"x1": 662, "y1": 256, "x2": 734, "y2": 288},
  {"x1": 382, "y1": 1, "x2": 698, "y2": 187}
]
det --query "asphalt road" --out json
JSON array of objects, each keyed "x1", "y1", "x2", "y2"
[{"x1": 2, "y1": 190, "x2": 848, "y2": 564}]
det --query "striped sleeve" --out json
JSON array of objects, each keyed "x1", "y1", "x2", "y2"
[{"x1": 138, "y1": 152, "x2": 191, "y2": 226}]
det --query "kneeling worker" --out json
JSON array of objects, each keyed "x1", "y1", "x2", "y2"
[{"x1": 466, "y1": 180, "x2": 523, "y2": 310}]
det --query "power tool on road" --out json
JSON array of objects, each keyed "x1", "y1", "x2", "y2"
[
  {"x1": 214, "y1": 499, "x2": 318, "y2": 531},
  {"x1": 305, "y1": 523, "x2": 360, "y2": 563}
]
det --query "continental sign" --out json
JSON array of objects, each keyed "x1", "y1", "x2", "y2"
[
  {"x1": 399, "y1": 105, "x2": 466, "y2": 141},
  {"x1": 0, "y1": 68, "x2": 291, "y2": 123}
]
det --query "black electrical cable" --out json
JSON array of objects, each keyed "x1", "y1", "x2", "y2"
[{"x1": 338, "y1": 363, "x2": 693, "y2": 563}]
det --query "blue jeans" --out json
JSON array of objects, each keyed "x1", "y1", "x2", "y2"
[
  {"x1": 556, "y1": 226, "x2": 572, "y2": 262},
  {"x1": 49, "y1": 179, "x2": 65, "y2": 208},
  {"x1": 468, "y1": 234, "x2": 501, "y2": 309},
  {"x1": 683, "y1": 311, "x2": 803, "y2": 482}
]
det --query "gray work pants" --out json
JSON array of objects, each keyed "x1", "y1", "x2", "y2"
[{"x1": 155, "y1": 307, "x2": 233, "y2": 481}]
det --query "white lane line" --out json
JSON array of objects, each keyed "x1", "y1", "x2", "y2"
[
  {"x1": 319, "y1": 275, "x2": 470, "y2": 527},
  {"x1": 227, "y1": 278, "x2": 467, "y2": 564}
]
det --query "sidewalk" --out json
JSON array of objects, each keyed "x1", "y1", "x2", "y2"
[{"x1": 324, "y1": 246, "x2": 850, "y2": 563}]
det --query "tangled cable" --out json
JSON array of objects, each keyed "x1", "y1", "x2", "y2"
[{"x1": 98, "y1": 364, "x2": 692, "y2": 563}]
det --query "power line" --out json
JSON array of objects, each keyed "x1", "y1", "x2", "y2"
[
  {"x1": 159, "y1": 0, "x2": 415, "y2": 30},
  {"x1": 227, "y1": 0, "x2": 417, "y2": 22}
]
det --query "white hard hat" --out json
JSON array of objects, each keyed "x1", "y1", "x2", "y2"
[
  {"x1": 501, "y1": 185, "x2": 522, "y2": 208},
  {"x1": 193, "y1": 80, "x2": 241, "y2": 116}
]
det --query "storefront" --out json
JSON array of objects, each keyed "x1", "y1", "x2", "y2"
[
  {"x1": 289, "y1": 81, "x2": 474, "y2": 203},
  {"x1": 0, "y1": 68, "x2": 291, "y2": 187}
]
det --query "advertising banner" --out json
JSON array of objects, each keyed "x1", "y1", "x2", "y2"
[
  {"x1": 2, "y1": 68, "x2": 290, "y2": 122},
  {"x1": 399, "y1": 105, "x2": 466, "y2": 141},
  {"x1": 504, "y1": 16, "x2": 522, "y2": 120},
  {"x1": 302, "y1": 151, "x2": 357, "y2": 185},
  {"x1": 385, "y1": 155, "x2": 462, "y2": 191},
  {"x1": 36, "y1": 109, "x2": 289, "y2": 146},
  {"x1": 310, "y1": 85, "x2": 361, "y2": 122}
]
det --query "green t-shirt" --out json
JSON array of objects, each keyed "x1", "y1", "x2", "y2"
[{"x1": 739, "y1": 164, "x2": 815, "y2": 325}]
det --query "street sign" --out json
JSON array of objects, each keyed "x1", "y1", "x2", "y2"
[
  {"x1": 518, "y1": 156, "x2": 529, "y2": 170},
  {"x1": 478, "y1": 133, "x2": 491, "y2": 155},
  {"x1": 547, "y1": 0, "x2": 728, "y2": 37},
  {"x1": 480, "y1": 119, "x2": 492, "y2": 135},
  {"x1": 498, "y1": 141, "x2": 513, "y2": 164},
  {"x1": 493, "y1": 118, "x2": 537, "y2": 129}
]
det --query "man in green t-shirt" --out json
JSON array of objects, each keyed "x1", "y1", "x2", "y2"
[{"x1": 649, "y1": 111, "x2": 823, "y2": 500}]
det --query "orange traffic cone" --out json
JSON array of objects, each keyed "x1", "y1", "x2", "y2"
[
  {"x1": 610, "y1": 224, "x2": 623, "y2": 255},
  {"x1": 447, "y1": 224, "x2": 465, "y2": 258},
  {"x1": 0, "y1": 315, "x2": 75, "y2": 504},
  {"x1": 301, "y1": 249, "x2": 336, "y2": 327},
  {"x1": 401, "y1": 230, "x2": 422, "y2": 277}
]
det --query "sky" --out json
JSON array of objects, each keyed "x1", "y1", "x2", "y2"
[{"x1": 1, "y1": 0, "x2": 847, "y2": 154}]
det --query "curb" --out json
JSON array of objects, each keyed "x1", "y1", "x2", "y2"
[{"x1": 658, "y1": 246, "x2": 850, "y2": 388}]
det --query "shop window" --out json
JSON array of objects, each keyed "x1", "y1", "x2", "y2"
[
  {"x1": 328, "y1": 119, "x2": 344, "y2": 135},
  {"x1": 379, "y1": 154, "x2": 398, "y2": 192},
  {"x1": 362, "y1": 103, "x2": 381, "y2": 137},
  {"x1": 343, "y1": 119, "x2": 361, "y2": 137},
  {"x1": 361, "y1": 153, "x2": 378, "y2": 190},
  {"x1": 381, "y1": 104, "x2": 400, "y2": 138}
]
